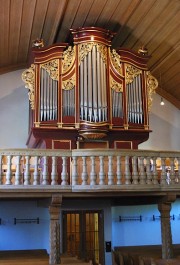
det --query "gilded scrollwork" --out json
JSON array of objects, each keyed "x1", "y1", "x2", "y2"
[
  {"x1": 62, "y1": 74, "x2": 76, "y2": 90},
  {"x1": 110, "y1": 49, "x2": 122, "y2": 74},
  {"x1": 62, "y1": 46, "x2": 75, "y2": 74},
  {"x1": 146, "y1": 71, "x2": 158, "y2": 111},
  {"x1": 78, "y1": 42, "x2": 107, "y2": 65},
  {"x1": 126, "y1": 64, "x2": 142, "y2": 84},
  {"x1": 110, "y1": 76, "x2": 123, "y2": 92},
  {"x1": 22, "y1": 64, "x2": 35, "y2": 110},
  {"x1": 41, "y1": 59, "x2": 59, "y2": 81}
]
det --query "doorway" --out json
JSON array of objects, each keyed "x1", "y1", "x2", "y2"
[{"x1": 62, "y1": 210, "x2": 104, "y2": 265}]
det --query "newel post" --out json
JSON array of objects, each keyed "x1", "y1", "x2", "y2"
[
  {"x1": 49, "y1": 195, "x2": 62, "y2": 265},
  {"x1": 158, "y1": 194, "x2": 176, "y2": 259}
]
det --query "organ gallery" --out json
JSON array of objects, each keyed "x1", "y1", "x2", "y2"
[{"x1": 22, "y1": 27, "x2": 158, "y2": 150}]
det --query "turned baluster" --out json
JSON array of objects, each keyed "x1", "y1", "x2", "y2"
[
  {"x1": 24, "y1": 155, "x2": 31, "y2": 185},
  {"x1": 139, "y1": 157, "x2": 146, "y2": 185},
  {"x1": 6, "y1": 155, "x2": 12, "y2": 185},
  {"x1": 33, "y1": 156, "x2": 40, "y2": 185},
  {"x1": 152, "y1": 157, "x2": 158, "y2": 184},
  {"x1": 61, "y1": 157, "x2": 68, "y2": 185},
  {"x1": 169, "y1": 157, "x2": 175, "y2": 184},
  {"x1": 124, "y1": 156, "x2": 131, "y2": 185},
  {"x1": 146, "y1": 157, "x2": 152, "y2": 185},
  {"x1": 51, "y1": 156, "x2": 58, "y2": 185},
  {"x1": 132, "y1": 156, "x2": 139, "y2": 185},
  {"x1": 116, "y1": 156, "x2": 122, "y2": 185},
  {"x1": 108, "y1": 155, "x2": 114, "y2": 185},
  {"x1": 99, "y1": 156, "x2": 105, "y2": 185},
  {"x1": 90, "y1": 156, "x2": 97, "y2": 185},
  {"x1": 81, "y1": 156, "x2": 88, "y2": 185},
  {"x1": 42, "y1": 156, "x2": 49, "y2": 185},
  {"x1": 72, "y1": 156, "x2": 78, "y2": 185},
  {"x1": 15, "y1": 155, "x2": 22, "y2": 185},
  {"x1": 0, "y1": 155, "x2": 2, "y2": 184},
  {"x1": 160, "y1": 158, "x2": 167, "y2": 185}
]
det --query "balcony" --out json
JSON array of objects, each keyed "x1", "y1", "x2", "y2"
[{"x1": 0, "y1": 148, "x2": 179, "y2": 199}]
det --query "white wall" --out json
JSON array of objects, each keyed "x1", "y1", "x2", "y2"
[
  {"x1": 112, "y1": 199, "x2": 180, "y2": 248},
  {"x1": 0, "y1": 70, "x2": 28, "y2": 148},
  {"x1": 139, "y1": 93, "x2": 180, "y2": 151}
]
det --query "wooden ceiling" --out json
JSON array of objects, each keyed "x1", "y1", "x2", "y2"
[{"x1": 0, "y1": 0, "x2": 179, "y2": 109}]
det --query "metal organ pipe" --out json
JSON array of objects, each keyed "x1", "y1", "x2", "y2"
[
  {"x1": 127, "y1": 74, "x2": 143, "y2": 124},
  {"x1": 40, "y1": 68, "x2": 58, "y2": 121},
  {"x1": 79, "y1": 44, "x2": 108, "y2": 123}
]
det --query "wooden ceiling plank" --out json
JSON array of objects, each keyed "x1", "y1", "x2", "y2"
[
  {"x1": 9, "y1": 0, "x2": 24, "y2": 64},
  {"x1": 112, "y1": 0, "x2": 142, "y2": 46},
  {"x1": 82, "y1": 0, "x2": 108, "y2": 28},
  {"x1": 29, "y1": 0, "x2": 49, "y2": 50},
  {"x1": 131, "y1": 1, "x2": 180, "y2": 52},
  {"x1": 41, "y1": 0, "x2": 68, "y2": 45},
  {"x1": 123, "y1": 0, "x2": 170, "y2": 49},
  {"x1": 112, "y1": 0, "x2": 157, "y2": 48},
  {"x1": 0, "y1": 0, "x2": 10, "y2": 67},
  {"x1": 95, "y1": 0, "x2": 121, "y2": 29},
  {"x1": 55, "y1": 0, "x2": 82, "y2": 42},
  {"x1": 71, "y1": 0, "x2": 94, "y2": 29},
  {"x1": 18, "y1": 0, "x2": 37, "y2": 63}
]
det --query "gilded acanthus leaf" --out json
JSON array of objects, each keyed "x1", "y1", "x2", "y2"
[
  {"x1": 110, "y1": 49, "x2": 122, "y2": 74},
  {"x1": 41, "y1": 59, "x2": 59, "y2": 81},
  {"x1": 62, "y1": 46, "x2": 75, "y2": 74},
  {"x1": 62, "y1": 75, "x2": 76, "y2": 90},
  {"x1": 146, "y1": 71, "x2": 158, "y2": 111},
  {"x1": 79, "y1": 42, "x2": 107, "y2": 65},
  {"x1": 110, "y1": 76, "x2": 123, "y2": 92},
  {"x1": 126, "y1": 64, "x2": 142, "y2": 84},
  {"x1": 22, "y1": 64, "x2": 35, "y2": 110}
]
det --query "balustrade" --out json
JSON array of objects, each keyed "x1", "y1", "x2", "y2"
[{"x1": 0, "y1": 149, "x2": 179, "y2": 191}]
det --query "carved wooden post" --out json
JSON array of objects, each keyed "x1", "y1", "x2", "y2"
[
  {"x1": 49, "y1": 195, "x2": 62, "y2": 265},
  {"x1": 158, "y1": 194, "x2": 176, "y2": 259}
]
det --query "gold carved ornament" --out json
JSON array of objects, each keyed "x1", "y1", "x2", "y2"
[
  {"x1": 126, "y1": 64, "x2": 142, "y2": 85},
  {"x1": 110, "y1": 76, "x2": 123, "y2": 93},
  {"x1": 110, "y1": 49, "x2": 122, "y2": 74},
  {"x1": 146, "y1": 71, "x2": 158, "y2": 111},
  {"x1": 22, "y1": 64, "x2": 35, "y2": 110},
  {"x1": 78, "y1": 42, "x2": 107, "y2": 65},
  {"x1": 41, "y1": 59, "x2": 59, "y2": 81},
  {"x1": 62, "y1": 46, "x2": 75, "y2": 74},
  {"x1": 62, "y1": 74, "x2": 76, "y2": 90}
]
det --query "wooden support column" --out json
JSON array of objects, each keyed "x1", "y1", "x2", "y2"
[
  {"x1": 49, "y1": 195, "x2": 62, "y2": 265},
  {"x1": 158, "y1": 194, "x2": 176, "y2": 259}
]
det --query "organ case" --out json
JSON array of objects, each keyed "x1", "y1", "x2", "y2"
[{"x1": 22, "y1": 27, "x2": 158, "y2": 149}]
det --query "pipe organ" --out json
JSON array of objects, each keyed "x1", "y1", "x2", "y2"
[{"x1": 22, "y1": 27, "x2": 158, "y2": 150}]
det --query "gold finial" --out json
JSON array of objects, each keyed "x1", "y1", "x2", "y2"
[
  {"x1": 138, "y1": 45, "x2": 148, "y2": 55},
  {"x1": 32, "y1": 38, "x2": 44, "y2": 48}
]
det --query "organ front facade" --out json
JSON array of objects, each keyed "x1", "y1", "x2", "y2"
[{"x1": 22, "y1": 27, "x2": 158, "y2": 150}]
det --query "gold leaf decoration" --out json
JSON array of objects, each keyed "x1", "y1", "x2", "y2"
[
  {"x1": 41, "y1": 59, "x2": 59, "y2": 81},
  {"x1": 79, "y1": 42, "x2": 107, "y2": 64},
  {"x1": 110, "y1": 49, "x2": 122, "y2": 74},
  {"x1": 22, "y1": 64, "x2": 35, "y2": 110},
  {"x1": 62, "y1": 75, "x2": 76, "y2": 90},
  {"x1": 126, "y1": 64, "x2": 142, "y2": 84},
  {"x1": 146, "y1": 71, "x2": 158, "y2": 111},
  {"x1": 62, "y1": 46, "x2": 75, "y2": 74},
  {"x1": 110, "y1": 76, "x2": 123, "y2": 92}
]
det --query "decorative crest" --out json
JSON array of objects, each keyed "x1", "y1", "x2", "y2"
[
  {"x1": 146, "y1": 71, "x2": 158, "y2": 111},
  {"x1": 110, "y1": 49, "x2": 122, "y2": 74},
  {"x1": 22, "y1": 64, "x2": 35, "y2": 109},
  {"x1": 126, "y1": 64, "x2": 142, "y2": 84},
  {"x1": 41, "y1": 59, "x2": 59, "y2": 81},
  {"x1": 62, "y1": 46, "x2": 75, "y2": 74}
]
